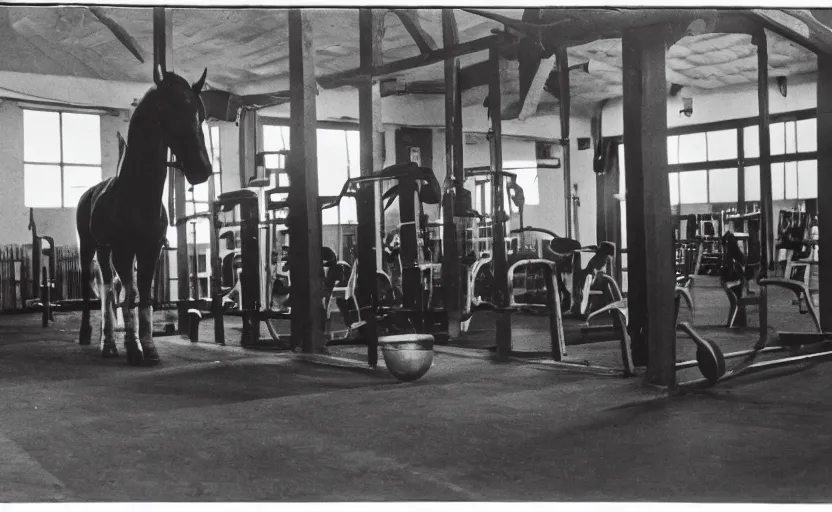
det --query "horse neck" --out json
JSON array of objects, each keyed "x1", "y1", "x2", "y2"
[{"x1": 115, "y1": 116, "x2": 168, "y2": 215}]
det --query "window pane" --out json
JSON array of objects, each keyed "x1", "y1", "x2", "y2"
[
  {"x1": 617, "y1": 144, "x2": 626, "y2": 195},
  {"x1": 668, "y1": 172, "x2": 680, "y2": 206},
  {"x1": 708, "y1": 168, "x2": 738, "y2": 203},
  {"x1": 512, "y1": 168, "x2": 539, "y2": 205},
  {"x1": 798, "y1": 160, "x2": 818, "y2": 200},
  {"x1": 263, "y1": 125, "x2": 289, "y2": 151},
  {"x1": 744, "y1": 166, "x2": 760, "y2": 202},
  {"x1": 770, "y1": 122, "x2": 785, "y2": 155},
  {"x1": 744, "y1": 125, "x2": 759, "y2": 159},
  {"x1": 264, "y1": 154, "x2": 286, "y2": 171},
  {"x1": 678, "y1": 133, "x2": 708, "y2": 164},
  {"x1": 667, "y1": 136, "x2": 679, "y2": 165},
  {"x1": 317, "y1": 129, "x2": 349, "y2": 197},
  {"x1": 678, "y1": 170, "x2": 708, "y2": 204},
  {"x1": 24, "y1": 164, "x2": 62, "y2": 207},
  {"x1": 192, "y1": 183, "x2": 209, "y2": 202},
  {"x1": 346, "y1": 130, "x2": 360, "y2": 178},
  {"x1": 23, "y1": 110, "x2": 61, "y2": 163},
  {"x1": 785, "y1": 121, "x2": 797, "y2": 154},
  {"x1": 62, "y1": 113, "x2": 101, "y2": 165},
  {"x1": 620, "y1": 200, "x2": 627, "y2": 250},
  {"x1": 707, "y1": 129, "x2": 737, "y2": 161},
  {"x1": 784, "y1": 161, "x2": 798, "y2": 200},
  {"x1": 797, "y1": 118, "x2": 817, "y2": 153},
  {"x1": 63, "y1": 165, "x2": 102, "y2": 207},
  {"x1": 771, "y1": 162, "x2": 785, "y2": 200}
]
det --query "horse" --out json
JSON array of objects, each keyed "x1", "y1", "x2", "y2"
[{"x1": 75, "y1": 64, "x2": 213, "y2": 366}]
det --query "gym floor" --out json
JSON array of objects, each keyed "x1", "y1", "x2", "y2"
[{"x1": 0, "y1": 276, "x2": 829, "y2": 502}]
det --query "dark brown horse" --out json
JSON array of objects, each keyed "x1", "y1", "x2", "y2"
[{"x1": 76, "y1": 64, "x2": 213, "y2": 366}]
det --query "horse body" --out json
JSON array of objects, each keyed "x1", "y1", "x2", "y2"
[{"x1": 76, "y1": 66, "x2": 212, "y2": 366}]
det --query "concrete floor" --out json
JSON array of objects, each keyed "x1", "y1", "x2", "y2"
[{"x1": 1, "y1": 277, "x2": 831, "y2": 502}]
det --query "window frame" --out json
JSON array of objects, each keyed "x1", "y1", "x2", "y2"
[{"x1": 22, "y1": 107, "x2": 103, "y2": 208}]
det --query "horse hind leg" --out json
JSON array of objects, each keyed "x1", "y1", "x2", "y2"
[
  {"x1": 79, "y1": 243, "x2": 96, "y2": 345},
  {"x1": 134, "y1": 246, "x2": 162, "y2": 366},
  {"x1": 96, "y1": 248, "x2": 119, "y2": 358}
]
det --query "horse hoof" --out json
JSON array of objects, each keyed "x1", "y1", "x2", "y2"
[
  {"x1": 140, "y1": 342, "x2": 161, "y2": 367},
  {"x1": 124, "y1": 341, "x2": 144, "y2": 366},
  {"x1": 101, "y1": 343, "x2": 119, "y2": 358}
]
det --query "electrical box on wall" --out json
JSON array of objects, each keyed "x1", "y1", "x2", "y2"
[{"x1": 578, "y1": 137, "x2": 591, "y2": 150}]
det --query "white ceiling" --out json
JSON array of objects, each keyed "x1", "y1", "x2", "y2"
[{"x1": 0, "y1": 6, "x2": 820, "y2": 118}]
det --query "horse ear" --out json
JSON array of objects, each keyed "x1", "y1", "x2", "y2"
[
  {"x1": 192, "y1": 68, "x2": 207, "y2": 95},
  {"x1": 154, "y1": 64, "x2": 164, "y2": 87}
]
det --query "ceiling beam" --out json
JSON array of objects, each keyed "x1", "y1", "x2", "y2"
[
  {"x1": 390, "y1": 9, "x2": 438, "y2": 54},
  {"x1": 747, "y1": 9, "x2": 832, "y2": 56},
  {"x1": 518, "y1": 54, "x2": 556, "y2": 120},
  {"x1": 88, "y1": 7, "x2": 145, "y2": 63}
]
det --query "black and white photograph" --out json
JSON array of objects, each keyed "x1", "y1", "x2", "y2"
[{"x1": 0, "y1": 0, "x2": 828, "y2": 505}]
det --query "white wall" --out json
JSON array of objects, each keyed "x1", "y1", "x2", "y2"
[{"x1": 601, "y1": 73, "x2": 817, "y2": 136}]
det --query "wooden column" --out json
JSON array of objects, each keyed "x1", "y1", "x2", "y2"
[
  {"x1": 489, "y1": 42, "x2": 511, "y2": 361},
  {"x1": 288, "y1": 9, "x2": 324, "y2": 354},
  {"x1": 441, "y1": 8, "x2": 462, "y2": 339},
  {"x1": 621, "y1": 26, "x2": 675, "y2": 386},
  {"x1": 818, "y1": 51, "x2": 832, "y2": 330},
  {"x1": 754, "y1": 30, "x2": 772, "y2": 343},
  {"x1": 357, "y1": 8, "x2": 382, "y2": 368},
  {"x1": 154, "y1": 7, "x2": 189, "y2": 332},
  {"x1": 556, "y1": 46, "x2": 573, "y2": 239}
]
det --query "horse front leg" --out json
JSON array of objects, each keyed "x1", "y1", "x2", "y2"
[
  {"x1": 135, "y1": 246, "x2": 162, "y2": 366},
  {"x1": 96, "y1": 248, "x2": 119, "y2": 357},
  {"x1": 112, "y1": 249, "x2": 143, "y2": 365}
]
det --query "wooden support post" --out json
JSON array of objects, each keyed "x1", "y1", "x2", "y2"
[
  {"x1": 621, "y1": 26, "x2": 675, "y2": 386},
  {"x1": 154, "y1": 7, "x2": 189, "y2": 333},
  {"x1": 489, "y1": 42, "x2": 512, "y2": 361},
  {"x1": 818, "y1": 52, "x2": 832, "y2": 330},
  {"x1": 357, "y1": 8, "x2": 382, "y2": 368},
  {"x1": 556, "y1": 46, "x2": 573, "y2": 239},
  {"x1": 754, "y1": 30, "x2": 772, "y2": 343},
  {"x1": 288, "y1": 9, "x2": 324, "y2": 354},
  {"x1": 442, "y1": 8, "x2": 462, "y2": 339}
]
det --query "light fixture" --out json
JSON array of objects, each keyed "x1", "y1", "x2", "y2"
[{"x1": 680, "y1": 97, "x2": 693, "y2": 118}]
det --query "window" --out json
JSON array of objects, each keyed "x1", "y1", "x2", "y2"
[
  {"x1": 708, "y1": 168, "x2": 738, "y2": 203},
  {"x1": 771, "y1": 162, "x2": 785, "y2": 200},
  {"x1": 23, "y1": 109, "x2": 102, "y2": 208},
  {"x1": 784, "y1": 161, "x2": 798, "y2": 200},
  {"x1": 797, "y1": 160, "x2": 818, "y2": 199},
  {"x1": 706, "y1": 129, "x2": 737, "y2": 161},
  {"x1": 744, "y1": 125, "x2": 759, "y2": 159},
  {"x1": 667, "y1": 136, "x2": 680, "y2": 165},
  {"x1": 678, "y1": 170, "x2": 708, "y2": 204},
  {"x1": 678, "y1": 132, "x2": 707, "y2": 164},
  {"x1": 506, "y1": 162, "x2": 539, "y2": 206},
  {"x1": 260, "y1": 124, "x2": 361, "y2": 225},
  {"x1": 669, "y1": 172, "x2": 680, "y2": 206},
  {"x1": 796, "y1": 118, "x2": 817, "y2": 153},
  {"x1": 745, "y1": 166, "x2": 761, "y2": 202}
]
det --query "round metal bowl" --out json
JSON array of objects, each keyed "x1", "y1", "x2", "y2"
[{"x1": 379, "y1": 334, "x2": 435, "y2": 382}]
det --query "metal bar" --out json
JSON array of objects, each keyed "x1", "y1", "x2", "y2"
[
  {"x1": 489, "y1": 42, "x2": 512, "y2": 362},
  {"x1": 755, "y1": 29, "x2": 772, "y2": 346},
  {"x1": 556, "y1": 46, "x2": 573, "y2": 239}
]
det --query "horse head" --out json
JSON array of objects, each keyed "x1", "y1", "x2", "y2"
[{"x1": 152, "y1": 64, "x2": 213, "y2": 186}]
